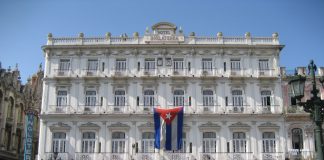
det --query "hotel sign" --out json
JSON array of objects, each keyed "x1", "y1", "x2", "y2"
[
  {"x1": 24, "y1": 109, "x2": 38, "y2": 160},
  {"x1": 144, "y1": 34, "x2": 184, "y2": 43}
]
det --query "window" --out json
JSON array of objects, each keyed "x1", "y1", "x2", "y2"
[
  {"x1": 203, "y1": 90, "x2": 214, "y2": 106},
  {"x1": 59, "y1": 59, "x2": 70, "y2": 71},
  {"x1": 202, "y1": 132, "x2": 216, "y2": 153},
  {"x1": 114, "y1": 90, "x2": 126, "y2": 106},
  {"x1": 173, "y1": 90, "x2": 184, "y2": 106},
  {"x1": 116, "y1": 59, "x2": 127, "y2": 72},
  {"x1": 144, "y1": 90, "x2": 154, "y2": 109},
  {"x1": 261, "y1": 90, "x2": 272, "y2": 112},
  {"x1": 262, "y1": 132, "x2": 276, "y2": 153},
  {"x1": 259, "y1": 59, "x2": 269, "y2": 71},
  {"x1": 173, "y1": 59, "x2": 184, "y2": 72},
  {"x1": 292, "y1": 128, "x2": 303, "y2": 150},
  {"x1": 144, "y1": 59, "x2": 155, "y2": 72},
  {"x1": 232, "y1": 90, "x2": 243, "y2": 112},
  {"x1": 230, "y1": 59, "x2": 240, "y2": 70},
  {"x1": 142, "y1": 132, "x2": 154, "y2": 153},
  {"x1": 82, "y1": 132, "x2": 95, "y2": 153},
  {"x1": 87, "y1": 59, "x2": 98, "y2": 71},
  {"x1": 112, "y1": 132, "x2": 125, "y2": 153},
  {"x1": 202, "y1": 58, "x2": 213, "y2": 71},
  {"x1": 52, "y1": 132, "x2": 66, "y2": 153},
  {"x1": 85, "y1": 91, "x2": 96, "y2": 106},
  {"x1": 233, "y1": 132, "x2": 246, "y2": 152},
  {"x1": 57, "y1": 91, "x2": 67, "y2": 106}
]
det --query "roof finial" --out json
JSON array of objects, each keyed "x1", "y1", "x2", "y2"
[
  {"x1": 39, "y1": 63, "x2": 42, "y2": 71},
  {"x1": 15, "y1": 63, "x2": 18, "y2": 71}
]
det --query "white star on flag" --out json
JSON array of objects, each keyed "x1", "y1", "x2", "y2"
[{"x1": 166, "y1": 112, "x2": 172, "y2": 120}]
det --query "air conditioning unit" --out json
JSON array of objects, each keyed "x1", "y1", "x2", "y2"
[
  {"x1": 203, "y1": 107, "x2": 209, "y2": 112},
  {"x1": 259, "y1": 71, "x2": 265, "y2": 76},
  {"x1": 143, "y1": 107, "x2": 149, "y2": 111},
  {"x1": 173, "y1": 70, "x2": 179, "y2": 75},
  {"x1": 231, "y1": 71, "x2": 237, "y2": 76},
  {"x1": 115, "y1": 71, "x2": 122, "y2": 76},
  {"x1": 84, "y1": 107, "x2": 91, "y2": 112},
  {"x1": 144, "y1": 71, "x2": 150, "y2": 75},
  {"x1": 114, "y1": 107, "x2": 120, "y2": 112}
]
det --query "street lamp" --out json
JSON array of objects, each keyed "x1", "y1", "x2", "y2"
[{"x1": 289, "y1": 60, "x2": 324, "y2": 160}]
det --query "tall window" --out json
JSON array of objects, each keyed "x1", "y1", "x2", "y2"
[
  {"x1": 202, "y1": 132, "x2": 216, "y2": 153},
  {"x1": 87, "y1": 59, "x2": 98, "y2": 71},
  {"x1": 116, "y1": 59, "x2": 127, "y2": 72},
  {"x1": 59, "y1": 59, "x2": 70, "y2": 71},
  {"x1": 233, "y1": 132, "x2": 246, "y2": 153},
  {"x1": 262, "y1": 132, "x2": 276, "y2": 153},
  {"x1": 85, "y1": 91, "x2": 96, "y2": 106},
  {"x1": 173, "y1": 59, "x2": 184, "y2": 72},
  {"x1": 82, "y1": 132, "x2": 95, "y2": 153},
  {"x1": 232, "y1": 90, "x2": 243, "y2": 112},
  {"x1": 144, "y1": 59, "x2": 155, "y2": 72},
  {"x1": 259, "y1": 59, "x2": 269, "y2": 71},
  {"x1": 173, "y1": 90, "x2": 184, "y2": 106},
  {"x1": 230, "y1": 59, "x2": 241, "y2": 70},
  {"x1": 292, "y1": 128, "x2": 303, "y2": 150},
  {"x1": 142, "y1": 132, "x2": 155, "y2": 153},
  {"x1": 112, "y1": 132, "x2": 125, "y2": 153},
  {"x1": 203, "y1": 90, "x2": 214, "y2": 106},
  {"x1": 144, "y1": 90, "x2": 154, "y2": 109},
  {"x1": 57, "y1": 90, "x2": 67, "y2": 106},
  {"x1": 52, "y1": 132, "x2": 66, "y2": 153},
  {"x1": 261, "y1": 90, "x2": 271, "y2": 112},
  {"x1": 202, "y1": 58, "x2": 213, "y2": 71},
  {"x1": 114, "y1": 90, "x2": 126, "y2": 106}
]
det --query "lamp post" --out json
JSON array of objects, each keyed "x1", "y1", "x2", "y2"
[{"x1": 289, "y1": 60, "x2": 324, "y2": 160}]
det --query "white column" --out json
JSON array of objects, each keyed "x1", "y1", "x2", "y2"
[{"x1": 37, "y1": 120, "x2": 47, "y2": 160}]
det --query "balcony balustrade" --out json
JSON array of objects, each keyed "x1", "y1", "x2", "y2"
[
  {"x1": 287, "y1": 149, "x2": 315, "y2": 160},
  {"x1": 54, "y1": 69, "x2": 72, "y2": 77},
  {"x1": 48, "y1": 105, "x2": 72, "y2": 114},
  {"x1": 261, "y1": 152, "x2": 284, "y2": 160},
  {"x1": 226, "y1": 105, "x2": 252, "y2": 113},
  {"x1": 44, "y1": 152, "x2": 69, "y2": 160},
  {"x1": 83, "y1": 69, "x2": 100, "y2": 77},
  {"x1": 257, "y1": 69, "x2": 275, "y2": 77}
]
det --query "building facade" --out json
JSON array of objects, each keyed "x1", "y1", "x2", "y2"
[
  {"x1": 0, "y1": 64, "x2": 43, "y2": 160},
  {"x1": 37, "y1": 22, "x2": 319, "y2": 160}
]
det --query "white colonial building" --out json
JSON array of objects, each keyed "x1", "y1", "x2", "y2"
[{"x1": 37, "y1": 22, "x2": 318, "y2": 160}]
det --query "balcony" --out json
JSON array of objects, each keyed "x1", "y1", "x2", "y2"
[
  {"x1": 257, "y1": 69, "x2": 275, "y2": 77},
  {"x1": 134, "y1": 153, "x2": 158, "y2": 160},
  {"x1": 229, "y1": 69, "x2": 244, "y2": 77},
  {"x1": 54, "y1": 69, "x2": 72, "y2": 77},
  {"x1": 287, "y1": 149, "x2": 314, "y2": 160},
  {"x1": 287, "y1": 106, "x2": 306, "y2": 114},
  {"x1": 261, "y1": 152, "x2": 284, "y2": 160},
  {"x1": 200, "y1": 69, "x2": 215, "y2": 77},
  {"x1": 164, "y1": 152, "x2": 190, "y2": 160},
  {"x1": 226, "y1": 105, "x2": 251, "y2": 113},
  {"x1": 48, "y1": 105, "x2": 72, "y2": 114},
  {"x1": 79, "y1": 105, "x2": 100, "y2": 113},
  {"x1": 74, "y1": 153, "x2": 104, "y2": 160},
  {"x1": 105, "y1": 153, "x2": 129, "y2": 160},
  {"x1": 168, "y1": 68, "x2": 188, "y2": 77},
  {"x1": 44, "y1": 152, "x2": 69, "y2": 160},
  {"x1": 198, "y1": 105, "x2": 219, "y2": 113},
  {"x1": 142, "y1": 68, "x2": 158, "y2": 77},
  {"x1": 111, "y1": 69, "x2": 129, "y2": 77},
  {"x1": 106, "y1": 105, "x2": 130, "y2": 113},
  {"x1": 83, "y1": 69, "x2": 100, "y2": 77},
  {"x1": 200, "y1": 152, "x2": 253, "y2": 160}
]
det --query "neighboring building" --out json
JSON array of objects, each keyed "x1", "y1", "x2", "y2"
[
  {"x1": 0, "y1": 63, "x2": 43, "y2": 160},
  {"x1": 281, "y1": 66, "x2": 324, "y2": 160},
  {"x1": 37, "y1": 22, "x2": 316, "y2": 160}
]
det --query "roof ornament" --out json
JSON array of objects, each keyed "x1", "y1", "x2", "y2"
[
  {"x1": 15, "y1": 63, "x2": 18, "y2": 71},
  {"x1": 179, "y1": 26, "x2": 183, "y2": 34},
  {"x1": 39, "y1": 63, "x2": 42, "y2": 71},
  {"x1": 145, "y1": 27, "x2": 149, "y2": 34}
]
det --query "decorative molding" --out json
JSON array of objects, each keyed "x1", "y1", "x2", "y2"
[
  {"x1": 108, "y1": 122, "x2": 130, "y2": 131},
  {"x1": 199, "y1": 122, "x2": 221, "y2": 131},
  {"x1": 79, "y1": 122, "x2": 100, "y2": 131},
  {"x1": 228, "y1": 122, "x2": 250, "y2": 131},
  {"x1": 49, "y1": 122, "x2": 71, "y2": 131},
  {"x1": 258, "y1": 122, "x2": 280, "y2": 131}
]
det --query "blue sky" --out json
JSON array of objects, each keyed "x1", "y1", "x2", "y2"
[{"x1": 1, "y1": 0, "x2": 324, "y2": 82}]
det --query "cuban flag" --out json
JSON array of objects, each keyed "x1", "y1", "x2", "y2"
[{"x1": 154, "y1": 106, "x2": 183, "y2": 150}]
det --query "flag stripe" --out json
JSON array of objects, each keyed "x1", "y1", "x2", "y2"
[
  {"x1": 165, "y1": 123, "x2": 172, "y2": 150},
  {"x1": 154, "y1": 108, "x2": 161, "y2": 149},
  {"x1": 177, "y1": 108, "x2": 183, "y2": 150},
  {"x1": 171, "y1": 114, "x2": 178, "y2": 150}
]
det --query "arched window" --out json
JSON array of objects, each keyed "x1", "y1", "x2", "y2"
[
  {"x1": 202, "y1": 132, "x2": 216, "y2": 153},
  {"x1": 203, "y1": 90, "x2": 214, "y2": 106},
  {"x1": 114, "y1": 90, "x2": 126, "y2": 106},
  {"x1": 233, "y1": 132, "x2": 246, "y2": 152},
  {"x1": 173, "y1": 90, "x2": 184, "y2": 106},
  {"x1": 112, "y1": 132, "x2": 125, "y2": 153},
  {"x1": 292, "y1": 128, "x2": 303, "y2": 150},
  {"x1": 142, "y1": 132, "x2": 154, "y2": 153},
  {"x1": 7, "y1": 97, "x2": 14, "y2": 118},
  {"x1": 262, "y1": 132, "x2": 276, "y2": 152},
  {"x1": 232, "y1": 90, "x2": 243, "y2": 112},
  {"x1": 82, "y1": 132, "x2": 95, "y2": 153},
  {"x1": 144, "y1": 90, "x2": 154, "y2": 108},
  {"x1": 52, "y1": 132, "x2": 67, "y2": 153}
]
